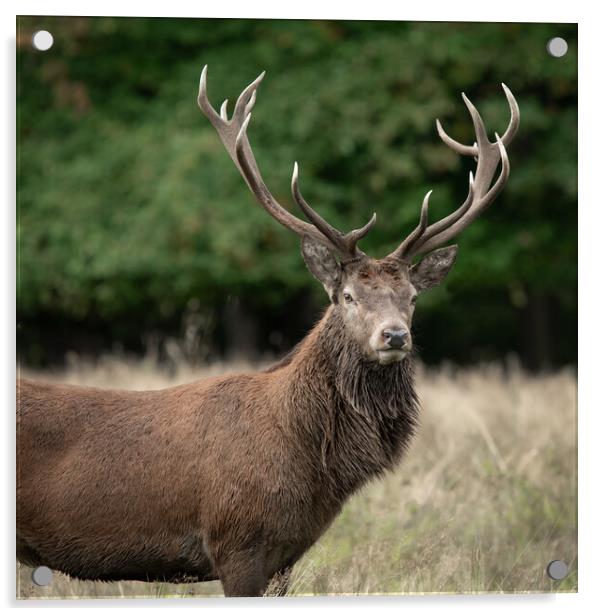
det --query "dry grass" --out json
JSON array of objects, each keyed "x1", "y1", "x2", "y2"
[{"x1": 17, "y1": 355, "x2": 577, "y2": 598}]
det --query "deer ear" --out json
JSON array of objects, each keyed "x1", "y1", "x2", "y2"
[
  {"x1": 410, "y1": 245, "x2": 458, "y2": 293},
  {"x1": 301, "y1": 236, "x2": 342, "y2": 299}
]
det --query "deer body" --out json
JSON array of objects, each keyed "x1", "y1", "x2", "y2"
[
  {"x1": 17, "y1": 67, "x2": 519, "y2": 596},
  {"x1": 18, "y1": 306, "x2": 418, "y2": 595}
]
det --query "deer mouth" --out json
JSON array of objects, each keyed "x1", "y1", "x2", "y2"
[{"x1": 376, "y1": 349, "x2": 408, "y2": 364}]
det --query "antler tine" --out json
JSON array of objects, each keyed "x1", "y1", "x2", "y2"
[
  {"x1": 413, "y1": 171, "x2": 475, "y2": 249},
  {"x1": 244, "y1": 90, "x2": 257, "y2": 116},
  {"x1": 232, "y1": 72, "x2": 264, "y2": 122},
  {"x1": 198, "y1": 67, "x2": 374, "y2": 259},
  {"x1": 292, "y1": 162, "x2": 376, "y2": 258},
  {"x1": 390, "y1": 84, "x2": 519, "y2": 261},
  {"x1": 291, "y1": 162, "x2": 340, "y2": 242},
  {"x1": 390, "y1": 190, "x2": 431, "y2": 260},
  {"x1": 197, "y1": 65, "x2": 221, "y2": 123},
  {"x1": 462, "y1": 93, "x2": 490, "y2": 148},
  {"x1": 435, "y1": 91, "x2": 489, "y2": 157},
  {"x1": 500, "y1": 83, "x2": 520, "y2": 146},
  {"x1": 219, "y1": 99, "x2": 229, "y2": 121},
  {"x1": 436, "y1": 118, "x2": 475, "y2": 157},
  {"x1": 344, "y1": 213, "x2": 377, "y2": 255}
]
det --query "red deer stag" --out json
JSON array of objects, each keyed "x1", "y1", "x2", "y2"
[{"x1": 17, "y1": 67, "x2": 519, "y2": 596}]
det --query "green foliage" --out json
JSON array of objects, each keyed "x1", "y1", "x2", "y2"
[{"x1": 17, "y1": 18, "x2": 577, "y2": 365}]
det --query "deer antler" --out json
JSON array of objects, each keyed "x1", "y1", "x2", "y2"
[
  {"x1": 197, "y1": 66, "x2": 376, "y2": 261},
  {"x1": 389, "y1": 85, "x2": 519, "y2": 261}
]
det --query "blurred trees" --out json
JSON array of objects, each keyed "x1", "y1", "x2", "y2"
[{"x1": 17, "y1": 18, "x2": 577, "y2": 368}]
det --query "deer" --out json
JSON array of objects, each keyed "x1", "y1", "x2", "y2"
[{"x1": 16, "y1": 66, "x2": 519, "y2": 597}]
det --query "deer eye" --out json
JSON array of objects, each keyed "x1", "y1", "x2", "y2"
[
  {"x1": 343, "y1": 293, "x2": 354, "y2": 303},
  {"x1": 410, "y1": 295, "x2": 418, "y2": 305}
]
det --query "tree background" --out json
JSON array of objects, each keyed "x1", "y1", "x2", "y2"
[{"x1": 16, "y1": 17, "x2": 577, "y2": 370}]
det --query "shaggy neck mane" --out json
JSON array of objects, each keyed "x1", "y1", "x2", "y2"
[{"x1": 278, "y1": 306, "x2": 420, "y2": 500}]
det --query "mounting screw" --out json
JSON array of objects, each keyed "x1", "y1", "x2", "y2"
[
  {"x1": 31, "y1": 30, "x2": 54, "y2": 51},
  {"x1": 31, "y1": 566, "x2": 53, "y2": 586},
  {"x1": 546, "y1": 560, "x2": 568, "y2": 581},
  {"x1": 546, "y1": 37, "x2": 568, "y2": 58}
]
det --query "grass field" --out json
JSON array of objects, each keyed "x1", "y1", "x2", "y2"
[{"x1": 17, "y1": 355, "x2": 577, "y2": 598}]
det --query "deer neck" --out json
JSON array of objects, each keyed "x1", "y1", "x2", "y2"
[{"x1": 286, "y1": 306, "x2": 420, "y2": 494}]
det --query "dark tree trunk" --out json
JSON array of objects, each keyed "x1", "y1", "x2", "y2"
[
  {"x1": 521, "y1": 290, "x2": 553, "y2": 370},
  {"x1": 222, "y1": 297, "x2": 259, "y2": 359}
]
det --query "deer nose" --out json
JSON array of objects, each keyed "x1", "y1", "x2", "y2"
[{"x1": 382, "y1": 328, "x2": 409, "y2": 350}]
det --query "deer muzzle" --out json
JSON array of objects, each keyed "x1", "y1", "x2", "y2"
[{"x1": 372, "y1": 324, "x2": 412, "y2": 364}]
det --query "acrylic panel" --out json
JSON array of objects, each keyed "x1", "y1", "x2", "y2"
[{"x1": 16, "y1": 16, "x2": 577, "y2": 598}]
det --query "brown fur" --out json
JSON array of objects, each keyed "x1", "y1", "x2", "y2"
[{"x1": 17, "y1": 298, "x2": 420, "y2": 596}]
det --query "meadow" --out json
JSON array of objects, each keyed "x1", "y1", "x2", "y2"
[{"x1": 17, "y1": 355, "x2": 577, "y2": 598}]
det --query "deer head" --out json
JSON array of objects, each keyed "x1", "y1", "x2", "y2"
[{"x1": 197, "y1": 67, "x2": 519, "y2": 365}]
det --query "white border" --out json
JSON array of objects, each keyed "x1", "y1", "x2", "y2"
[
  {"x1": 3, "y1": 2, "x2": 598, "y2": 614},
  {"x1": 6, "y1": 1, "x2": 583, "y2": 22}
]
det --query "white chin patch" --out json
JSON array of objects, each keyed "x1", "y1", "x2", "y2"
[{"x1": 377, "y1": 350, "x2": 407, "y2": 365}]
